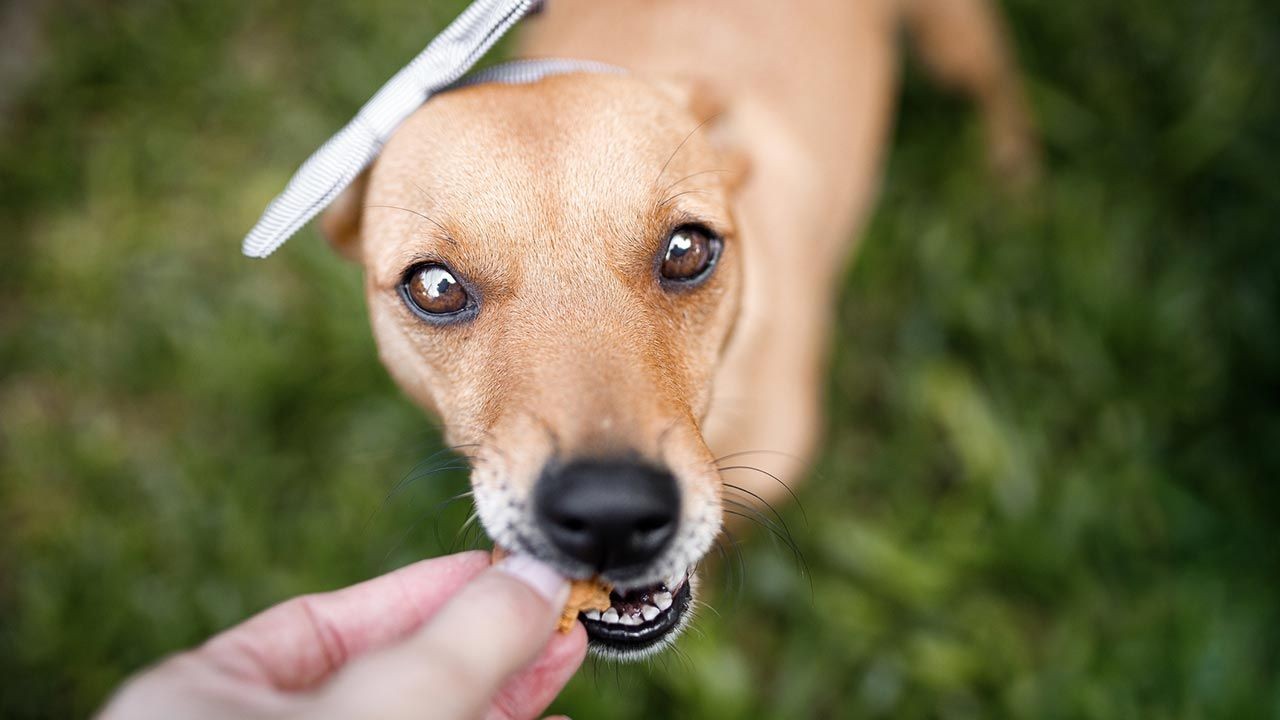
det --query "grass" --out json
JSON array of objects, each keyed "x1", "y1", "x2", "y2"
[{"x1": 2, "y1": 0, "x2": 1277, "y2": 717}]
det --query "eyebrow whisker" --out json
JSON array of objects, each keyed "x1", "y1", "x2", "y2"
[
  {"x1": 662, "y1": 168, "x2": 729, "y2": 195},
  {"x1": 364, "y1": 204, "x2": 457, "y2": 245},
  {"x1": 654, "y1": 113, "x2": 723, "y2": 184},
  {"x1": 657, "y1": 188, "x2": 712, "y2": 209}
]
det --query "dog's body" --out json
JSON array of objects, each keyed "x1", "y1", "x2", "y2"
[
  {"x1": 522, "y1": 0, "x2": 899, "y2": 504},
  {"x1": 521, "y1": 0, "x2": 1035, "y2": 501},
  {"x1": 324, "y1": 0, "x2": 1034, "y2": 656}
]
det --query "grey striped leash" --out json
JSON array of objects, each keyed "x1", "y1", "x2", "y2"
[{"x1": 241, "y1": 0, "x2": 620, "y2": 259}]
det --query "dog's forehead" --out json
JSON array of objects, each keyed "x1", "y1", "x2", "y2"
[
  {"x1": 362, "y1": 74, "x2": 719, "y2": 275},
  {"x1": 391, "y1": 73, "x2": 698, "y2": 190}
]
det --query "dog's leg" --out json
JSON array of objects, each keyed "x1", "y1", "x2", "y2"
[{"x1": 902, "y1": 0, "x2": 1039, "y2": 187}]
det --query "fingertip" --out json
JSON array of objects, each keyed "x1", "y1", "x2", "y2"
[{"x1": 493, "y1": 554, "x2": 570, "y2": 608}]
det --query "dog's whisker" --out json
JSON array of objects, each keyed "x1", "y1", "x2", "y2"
[
  {"x1": 722, "y1": 504, "x2": 808, "y2": 577},
  {"x1": 466, "y1": 512, "x2": 489, "y2": 551},
  {"x1": 721, "y1": 479, "x2": 803, "y2": 534},
  {"x1": 711, "y1": 537, "x2": 733, "y2": 591},
  {"x1": 723, "y1": 527, "x2": 748, "y2": 601},
  {"x1": 657, "y1": 188, "x2": 713, "y2": 209},
  {"x1": 721, "y1": 490, "x2": 793, "y2": 541},
  {"x1": 712, "y1": 448, "x2": 805, "y2": 465},
  {"x1": 398, "y1": 462, "x2": 472, "y2": 487},
  {"x1": 366, "y1": 451, "x2": 476, "y2": 529},
  {"x1": 436, "y1": 493, "x2": 479, "y2": 554},
  {"x1": 654, "y1": 112, "x2": 723, "y2": 183},
  {"x1": 717, "y1": 464, "x2": 808, "y2": 523},
  {"x1": 654, "y1": 649, "x2": 669, "y2": 675},
  {"x1": 452, "y1": 508, "x2": 482, "y2": 549},
  {"x1": 380, "y1": 490, "x2": 472, "y2": 563},
  {"x1": 661, "y1": 167, "x2": 729, "y2": 195},
  {"x1": 398, "y1": 443, "x2": 480, "y2": 480},
  {"x1": 719, "y1": 484, "x2": 803, "y2": 598},
  {"x1": 714, "y1": 530, "x2": 747, "y2": 606},
  {"x1": 723, "y1": 502, "x2": 806, "y2": 573},
  {"x1": 667, "y1": 641, "x2": 695, "y2": 676},
  {"x1": 721, "y1": 503, "x2": 797, "y2": 557},
  {"x1": 725, "y1": 500, "x2": 814, "y2": 600},
  {"x1": 364, "y1": 204, "x2": 457, "y2": 246},
  {"x1": 447, "y1": 425, "x2": 511, "y2": 470},
  {"x1": 373, "y1": 462, "x2": 470, "y2": 513},
  {"x1": 684, "y1": 617, "x2": 710, "y2": 641}
]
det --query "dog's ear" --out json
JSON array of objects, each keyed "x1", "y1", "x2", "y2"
[
  {"x1": 650, "y1": 76, "x2": 750, "y2": 192},
  {"x1": 320, "y1": 167, "x2": 370, "y2": 264}
]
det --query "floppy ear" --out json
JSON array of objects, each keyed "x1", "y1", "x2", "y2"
[
  {"x1": 320, "y1": 167, "x2": 370, "y2": 264},
  {"x1": 650, "y1": 76, "x2": 750, "y2": 192}
]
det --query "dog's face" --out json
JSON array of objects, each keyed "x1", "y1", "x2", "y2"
[{"x1": 325, "y1": 73, "x2": 743, "y2": 658}]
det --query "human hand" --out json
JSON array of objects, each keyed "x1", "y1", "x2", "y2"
[{"x1": 97, "y1": 551, "x2": 586, "y2": 720}]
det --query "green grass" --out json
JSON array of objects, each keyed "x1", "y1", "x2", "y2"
[{"x1": 2, "y1": 1, "x2": 1278, "y2": 717}]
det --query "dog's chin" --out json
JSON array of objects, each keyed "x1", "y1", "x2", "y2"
[{"x1": 580, "y1": 568, "x2": 697, "y2": 661}]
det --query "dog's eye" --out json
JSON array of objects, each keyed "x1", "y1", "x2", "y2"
[
  {"x1": 660, "y1": 225, "x2": 721, "y2": 283},
  {"x1": 402, "y1": 264, "x2": 469, "y2": 317}
]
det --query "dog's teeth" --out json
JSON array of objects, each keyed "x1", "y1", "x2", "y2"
[
  {"x1": 620, "y1": 613, "x2": 640, "y2": 626},
  {"x1": 654, "y1": 591, "x2": 673, "y2": 611},
  {"x1": 584, "y1": 609, "x2": 601, "y2": 621},
  {"x1": 602, "y1": 608, "x2": 619, "y2": 623},
  {"x1": 641, "y1": 604, "x2": 660, "y2": 621}
]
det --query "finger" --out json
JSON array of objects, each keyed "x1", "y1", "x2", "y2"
[
  {"x1": 485, "y1": 623, "x2": 587, "y2": 720},
  {"x1": 314, "y1": 555, "x2": 569, "y2": 720},
  {"x1": 197, "y1": 551, "x2": 491, "y2": 689}
]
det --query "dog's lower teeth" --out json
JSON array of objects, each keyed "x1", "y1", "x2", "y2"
[{"x1": 584, "y1": 574, "x2": 690, "y2": 628}]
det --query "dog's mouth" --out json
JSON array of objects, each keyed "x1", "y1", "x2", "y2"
[{"x1": 581, "y1": 567, "x2": 694, "y2": 658}]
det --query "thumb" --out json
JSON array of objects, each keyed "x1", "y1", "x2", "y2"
[{"x1": 308, "y1": 555, "x2": 570, "y2": 719}]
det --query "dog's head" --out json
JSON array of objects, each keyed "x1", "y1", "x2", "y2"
[{"x1": 324, "y1": 73, "x2": 746, "y2": 658}]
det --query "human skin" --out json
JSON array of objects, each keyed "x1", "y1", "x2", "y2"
[{"x1": 96, "y1": 552, "x2": 587, "y2": 720}]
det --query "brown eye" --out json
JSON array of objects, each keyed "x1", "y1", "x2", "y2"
[
  {"x1": 660, "y1": 226, "x2": 721, "y2": 283},
  {"x1": 402, "y1": 264, "x2": 470, "y2": 317}
]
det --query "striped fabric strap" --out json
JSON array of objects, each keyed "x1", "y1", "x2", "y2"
[
  {"x1": 448, "y1": 57, "x2": 623, "y2": 89},
  {"x1": 242, "y1": 0, "x2": 590, "y2": 259}
]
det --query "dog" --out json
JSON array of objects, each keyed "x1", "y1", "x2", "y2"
[{"x1": 319, "y1": 0, "x2": 1036, "y2": 659}]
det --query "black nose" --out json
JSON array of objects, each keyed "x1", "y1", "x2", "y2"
[{"x1": 534, "y1": 458, "x2": 680, "y2": 574}]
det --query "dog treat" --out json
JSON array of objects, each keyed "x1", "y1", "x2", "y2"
[{"x1": 491, "y1": 546, "x2": 612, "y2": 632}]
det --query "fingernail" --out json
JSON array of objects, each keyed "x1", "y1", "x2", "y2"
[{"x1": 495, "y1": 554, "x2": 569, "y2": 606}]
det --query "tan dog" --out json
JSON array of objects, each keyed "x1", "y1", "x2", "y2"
[{"x1": 322, "y1": 0, "x2": 1035, "y2": 658}]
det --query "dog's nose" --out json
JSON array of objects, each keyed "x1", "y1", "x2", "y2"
[{"x1": 534, "y1": 458, "x2": 680, "y2": 573}]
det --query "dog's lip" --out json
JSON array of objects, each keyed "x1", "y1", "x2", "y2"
[{"x1": 579, "y1": 569, "x2": 692, "y2": 651}]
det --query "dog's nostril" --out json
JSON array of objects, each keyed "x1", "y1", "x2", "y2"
[
  {"x1": 634, "y1": 515, "x2": 672, "y2": 533},
  {"x1": 534, "y1": 458, "x2": 680, "y2": 574},
  {"x1": 559, "y1": 516, "x2": 589, "y2": 533}
]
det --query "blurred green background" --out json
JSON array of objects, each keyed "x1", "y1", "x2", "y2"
[{"x1": 2, "y1": 0, "x2": 1278, "y2": 717}]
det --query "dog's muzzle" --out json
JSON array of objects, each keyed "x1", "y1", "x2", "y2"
[{"x1": 533, "y1": 457, "x2": 696, "y2": 657}]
